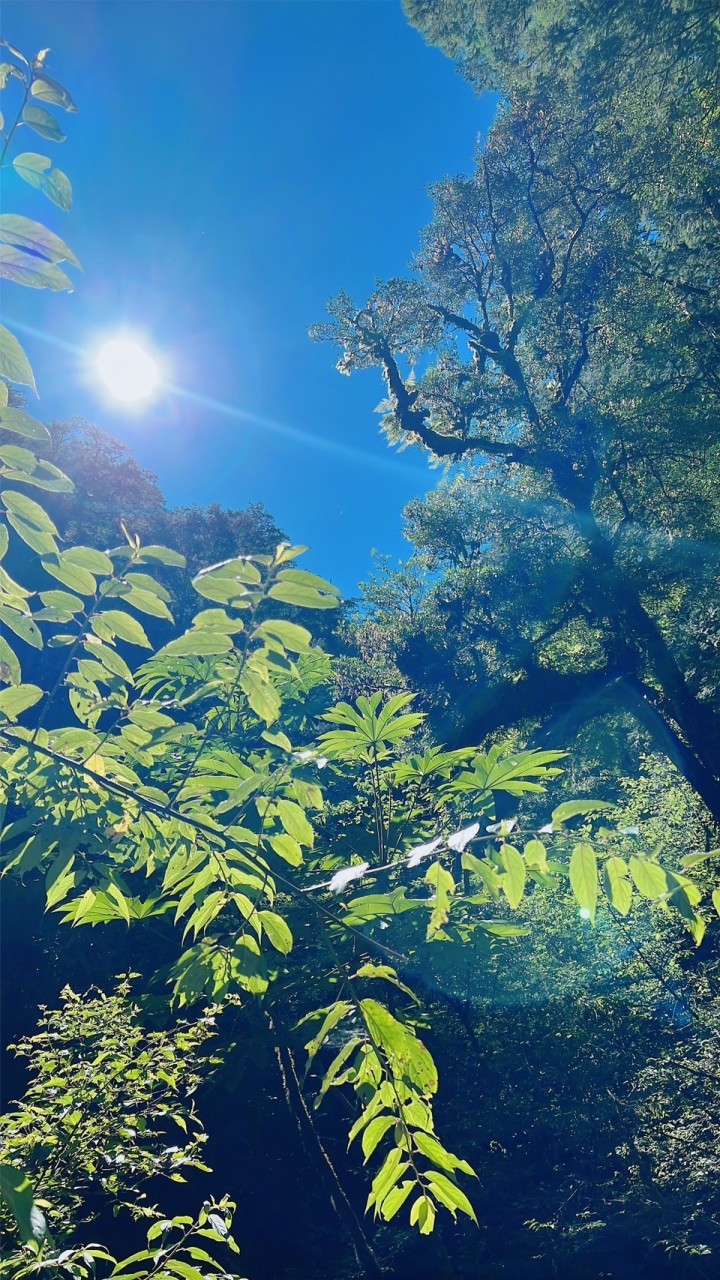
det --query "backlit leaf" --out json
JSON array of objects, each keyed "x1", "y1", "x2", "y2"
[
  {"x1": 0, "y1": 325, "x2": 36, "y2": 390},
  {"x1": 0, "y1": 406, "x2": 49, "y2": 440},
  {"x1": 12, "y1": 152, "x2": 72, "y2": 211},
  {"x1": 569, "y1": 843, "x2": 598, "y2": 922},
  {"x1": 22, "y1": 103, "x2": 66, "y2": 141}
]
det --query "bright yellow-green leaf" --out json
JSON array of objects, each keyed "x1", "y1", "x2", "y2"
[
  {"x1": 500, "y1": 844, "x2": 526, "y2": 909},
  {"x1": 0, "y1": 325, "x2": 36, "y2": 390},
  {"x1": 569, "y1": 843, "x2": 598, "y2": 922},
  {"x1": 629, "y1": 856, "x2": 672, "y2": 900},
  {"x1": 257, "y1": 910, "x2": 293, "y2": 954},
  {"x1": 0, "y1": 406, "x2": 49, "y2": 440},
  {"x1": 0, "y1": 682, "x2": 42, "y2": 720},
  {"x1": 602, "y1": 857, "x2": 632, "y2": 915}
]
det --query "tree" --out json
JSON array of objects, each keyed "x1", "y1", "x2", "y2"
[
  {"x1": 4, "y1": 26, "x2": 720, "y2": 1280},
  {"x1": 313, "y1": 2, "x2": 720, "y2": 820}
]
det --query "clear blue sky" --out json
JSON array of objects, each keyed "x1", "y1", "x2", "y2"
[{"x1": 3, "y1": 0, "x2": 492, "y2": 594}]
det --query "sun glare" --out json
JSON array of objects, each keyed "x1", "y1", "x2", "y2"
[{"x1": 96, "y1": 336, "x2": 161, "y2": 405}]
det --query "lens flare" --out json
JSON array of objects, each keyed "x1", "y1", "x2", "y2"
[{"x1": 96, "y1": 337, "x2": 160, "y2": 405}]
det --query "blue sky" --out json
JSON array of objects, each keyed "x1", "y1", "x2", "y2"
[{"x1": 3, "y1": 0, "x2": 492, "y2": 594}]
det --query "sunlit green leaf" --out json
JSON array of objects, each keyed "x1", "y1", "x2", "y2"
[
  {"x1": 30, "y1": 73, "x2": 78, "y2": 112},
  {"x1": 602, "y1": 856, "x2": 632, "y2": 915},
  {"x1": 257, "y1": 910, "x2": 293, "y2": 954},
  {"x1": 0, "y1": 1164, "x2": 47, "y2": 1253},
  {"x1": 569, "y1": 843, "x2": 598, "y2": 921},
  {"x1": 12, "y1": 152, "x2": 72, "y2": 211},
  {"x1": 0, "y1": 406, "x2": 49, "y2": 440},
  {"x1": 0, "y1": 682, "x2": 42, "y2": 720},
  {"x1": 500, "y1": 844, "x2": 526, "y2": 910},
  {"x1": 629, "y1": 856, "x2": 672, "y2": 900},
  {"x1": 424, "y1": 1170, "x2": 477, "y2": 1222},
  {"x1": 0, "y1": 214, "x2": 80, "y2": 267},
  {"x1": 0, "y1": 325, "x2": 36, "y2": 390}
]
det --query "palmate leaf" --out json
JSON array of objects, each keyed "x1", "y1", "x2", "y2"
[{"x1": 319, "y1": 692, "x2": 424, "y2": 761}]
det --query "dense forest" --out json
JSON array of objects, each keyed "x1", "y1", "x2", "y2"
[{"x1": 1, "y1": 3, "x2": 719, "y2": 1278}]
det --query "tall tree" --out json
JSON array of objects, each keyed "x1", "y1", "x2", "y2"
[{"x1": 314, "y1": 2, "x2": 720, "y2": 820}]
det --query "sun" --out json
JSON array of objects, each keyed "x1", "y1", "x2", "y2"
[{"x1": 96, "y1": 336, "x2": 161, "y2": 405}]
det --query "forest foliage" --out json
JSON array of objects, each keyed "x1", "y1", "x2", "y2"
[{"x1": 1, "y1": 7, "x2": 720, "y2": 1279}]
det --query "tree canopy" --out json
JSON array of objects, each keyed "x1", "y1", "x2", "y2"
[
  {"x1": 2, "y1": 11, "x2": 720, "y2": 1280},
  {"x1": 315, "y1": 0, "x2": 720, "y2": 820}
]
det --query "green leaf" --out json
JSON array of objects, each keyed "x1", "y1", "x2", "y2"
[
  {"x1": 425, "y1": 859, "x2": 454, "y2": 939},
  {"x1": 64, "y1": 545, "x2": 113, "y2": 574},
  {"x1": 22, "y1": 103, "x2": 66, "y2": 141},
  {"x1": 2, "y1": 488, "x2": 58, "y2": 555},
  {"x1": 304, "y1": 1001, "x2": 353, "y2": 1065},
  {"x1": 12, "y1": 153, "x2": 72, "y2": 211},
  {"x1": 0, "y1": 63, "x2": 18, "y2": 89},
  {"x1": 122, "y1": 586, "x2": 173, "y2": 620},
  {"x1": 500, "y1": 844, "x2": 526, "y2": 910},
  {"x1": 136, "y1": 544, "x2": 186, "y2": 567},
  {"x1": 602, "y1": 856, "x2": 632, "y2": 915},
  {"x1": 0, "y1": 244, "x2": 73, "y2": 290},
  {"x1": 106, "y1": 882, "x2": 131, "y2": 925},
  {"x1": 413, "y1": 1131, "x2": 476, "y2": 1177},
  {"x1": 255, "y1": 619, "x2": 313, "y2": 652},
  {"x1": 552, "y1": 799, "x2": 613, "y2": 826},
  {"x1": 40, "y1": 588, "x2": 83, "y2": 612},
  {"x1": 353, "y1": 963, "x2": 417, "y2": 1000},
  {"x1": 523, "y1": 838, "x2": 547, "y2": 871},
  {"x1": 191, "y1": 607, "x2": 244, "y2": 634},
  {"x1": 0, "y1": 214, "x2": 80, "y2": 267},
  {"x1": 360, "y1": 999, "x2": 438, "y2": 1095},
  {"x1": 0, "y1": 324, "x2": 36, "y2": 390},
  {"x1": 316, "y1": 1036, "x2": 361, "y2": 1105},
  {"x1": 424, "y1": 1170, "x2": 477, "y2": 1222},
  {"x1": 275, "y1": 798, "x2": 314, "y2": 847},
  {"x1": 258, "y1": 909, "x2": 293, "y2": 954},
  {"x1": 268, "y1": 833, "x2": 303, "y2": 866},
  {"x1": 569, "y1": 843, "x2": 598, "y2": 922},
  {"x1": 362, "y1": 1115, "x2": 395, "y2": 1161},
  {"x1": 0, "y1": 682, "x2": 42, "y2": 720},
  {"x1": 0, "y1": 406, "x2": 49, "y2": 440},
  {"x1": 94, "y1": 610, "x2": 152, "y2": 648},
  {"x1": 629, "y1": 856, "x2": 672, "y2": 900},
  {"x1": 0, "y1": 633, "x2": 21, "y2": 685},
  {"x1": 157, "y1": 629, "x2": 232, "y2": 658},
  {"x1": 712, "y1": 887, "x2": 720, "y2": 919},
  {"x1": 0, "y1": 604, "x2": 42, "y2": 648},
  {"x1": 476, "y1": 919, "x2": 531, "y2": 937},
  {"x1": 240, "y1": 668, "x2": 280, "y2": 724},
  {"x1": 30, "y1": 73, "x2": 78, "y2": 112},
  {"x1": 410, "y1": 1195, "x2": 436, "y2": 1234},
  {"x1": 267, "y1": 569, "x2": 341, "y2": 610},
  {"x1": 379, "y1": 1179, "x2": 415, "y2": 1223},
  {"x1": 367, "y1": 1146, "x2": 407, "y2": 1213},
  {"x1": 0, "y1": 1165, "x2": 47, "y2": 1253},
  {"x1": 41, "y1": 551, "x2": 95, "y2": 594}
]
